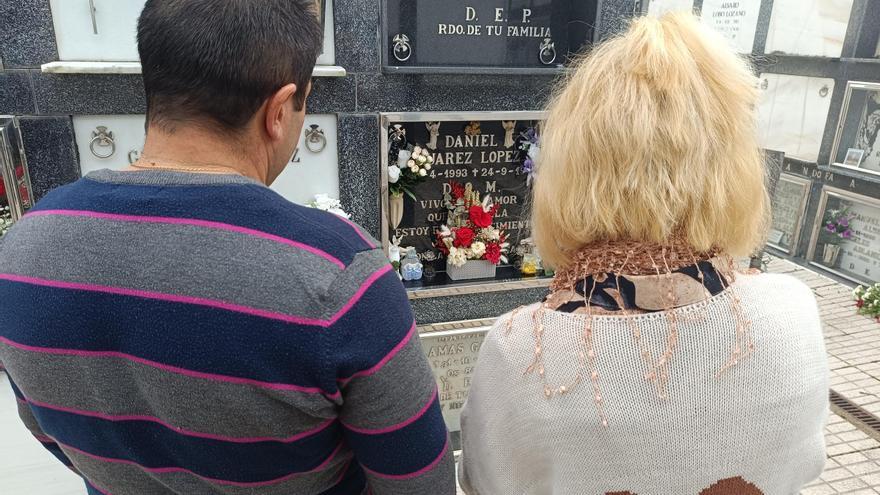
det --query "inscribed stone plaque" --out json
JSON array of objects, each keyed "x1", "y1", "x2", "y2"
[
  {"x1": 420, "y1": 328, "x2": 487, "y2": 434},
  {"x1": 700, "y1": 0, "x2": 761, "y2": 53},
  {"x1": 811, "y1": 190, "x2": 880, "y2": 284},
  {"x1": 757, "y1": 74, "x2": 834, "y2": 163},
  {"x1": 769, "y1": 174, "x2": 810, "y2": 252},
  {"x1": 383, "y1": 114, "x2": 541, "y2": 277},
  {"x1": 764, "y1": 0, "x2": 853, "y2": 57},
  {"x1": 644, "y1": 0, "x2": 694, "y2": 17},
  {"x1": 383, "y1": 0, "x2": 598, "y2": 71}
]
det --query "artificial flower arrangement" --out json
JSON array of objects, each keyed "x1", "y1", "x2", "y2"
[
  {"x1": 388, "y1": 146, "x2": 434, "y2": 201},
  {"x1": 307, "y1": 194, "x2": 350, "y2": 219},
  {"x1": 823, "y1": 207, "x2": 855, "y2": 243},
  {"x1": 853, "y1": 283, "x2": 880, "y2": 323},
  {"x1": 435, "y1": 182, "x2": 509, "y2": 273},
  {"x1": 518, "y1": 126, "x2": 540, "y2": 186}
]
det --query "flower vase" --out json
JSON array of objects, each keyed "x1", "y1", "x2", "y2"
[
  {"x1": 389, "y1": 193, "x2": 404, "y2": 230},
  {"x1": 446, "y1": 260, "x2": 497, "y2": 281},
  {"x1": 822, "y1": 244, "x2": 841, "y2": 267}
]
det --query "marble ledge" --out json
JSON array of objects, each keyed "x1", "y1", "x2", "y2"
[
  {"x1": 41, "y1": 61, "x2": 348, "y2": 78},
  {"x1": 407, "y1": 277, "x2": 551, "y2": 300}
]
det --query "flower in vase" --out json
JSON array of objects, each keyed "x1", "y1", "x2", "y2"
[
  {"x1": 842, "y1": 229, "x2": 852, "y2": 239},
  {"x1": 387, "y1": 166, "x2": 401, "y2": 184},
  {"x1": 470, "y1": 241, "x2": 486, "y2": 259},
  {"x1": 485, "y1": 242, "x2": 502, "y2": 265},
  {"x1": 448, "y1": 246, "x2": 468, "y2": 267},
  {"x1": 397, "y1": 150, "x2": 413, "y2": 168},
  {"x1": 454, "y1": 227, "x2": 475, "y2": 248}
]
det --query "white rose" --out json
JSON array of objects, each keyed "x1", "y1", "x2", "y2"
[
  {"x1": 413, "y1": 146, "x2": 422, "y2": 155},
  {"x1": 387, "y1": 165, "x2": 401, "y2": 184},
  {"x1": 417, "y1": 155, "x2": 427, "y2": 164},
  {"x1": 328, "y1": 207, "x2": 351, "y2": 219},
  {"x1": 424, "y1": 164, "x2": 431, "y2": 170},
  {"x1": 419, "y1": 169, "x2": 428, "y2": 177},
  {"x1": 407, "y1": 159, "x2": 416, "y2": 167},
  {"x1": 470, "y1": 241, "x2": 486, "y2": 258},
  {"x1": 397, "y1": 150, "x2": 412, "y2": 168},
  {"x1": 448, "y1": 247, "x2": 468, "y2": 267},
  {"x1": 427, "y1": 155, "x2": 434, "y2": 163},
  {"x1": 410, "y1": 164, "x2": 419, "y2": 173},
  {"x1": 527, "y1": 145, "x2": 540, "y2": 162}
]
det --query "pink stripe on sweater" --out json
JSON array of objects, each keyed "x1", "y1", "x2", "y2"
[
  {"x1": 338, "y1": 321, "x2": 417, "y2": 386},
  {"x1": 56, "y1": 439, "x2": 345, "y2": 488},
  {"x1": 27, "y1": 209, "x2": 345, "y2": 269},
  {"x1": 0, "y1": 265, "x2": 393, "y2": 328},
  {"x1": 341, "y1": 387, "x2": 438, "y2": 435},
  {"x1": 362, "y1": 437, "x2": 449, "y2": 481},
  {"x1": 23, "y1": 395, "x2": 335, "y2": 444},
  {"x1": 0, "y1": 336, "x2": 341, "y2": 399}
]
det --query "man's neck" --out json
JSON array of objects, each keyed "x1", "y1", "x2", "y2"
[{"x1": 136, "y1": 125, "x2": 269, "y2": 183}]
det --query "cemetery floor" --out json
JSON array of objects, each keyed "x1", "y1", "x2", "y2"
[{"x1": 2, "y1": 257, "x2": 880, "y2": 494}]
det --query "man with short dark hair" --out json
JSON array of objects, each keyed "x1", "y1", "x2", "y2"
[{"x1": 0, "y1": 1, "x2": 454, "y2": 494}]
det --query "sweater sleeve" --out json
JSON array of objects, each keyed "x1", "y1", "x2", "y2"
[
  {"x1": 331, "y1": 249, "x2": 456, "y2": 495},
  {"x1": 8, "y1": 375, "x2": 80, "y2": 474}
]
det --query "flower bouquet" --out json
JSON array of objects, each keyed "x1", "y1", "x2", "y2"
[
  {"x1": 821, "y1": 207, "x2": 854, "y2": 266},
  {"x1": 853, "y1": 284, "x2": 880, "y2": 323},
  {"x1": 387, "y1": 146, "x2": 434, "y2": 229},
  {"x1": 518, "y1": 127, "x2": 540, "y2": 186},
  {"x1": 307, "y1": 194, "x2": 350, "y2": 219},
  {"x1": 435, "y1": 182, "x2": 509, "y2": 281}
]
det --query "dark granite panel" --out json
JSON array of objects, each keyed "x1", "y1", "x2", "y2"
[
  {"x1": 0, "y1": 71, "x2": 36, "y2": 114},
  {"x1": 411, "y1": 287, "x2": 548, "y2": 324},
  {"x1": 307, "y1": 75, "x2": 357, "y2": 113},
  {"x1": 754, "y1": 55, "x2": 845, "y2": 79},
  {"x1": 0, "y1": 0, "x2": 58, "y2": 68},
  {"x1": 841, "y1": 0, "x2": 870, "y2": 59},
  {"x1": 334, "y1": 0, "x2": 380, "y2": 73},
  {"x1": 355, "y1": 73, "x2": 558, "y2": 113},
  {"x1": 598, "y1": 0, "x2": 638, "y2": 40},
  {"x1": 31, "y1": 73, "x2": 146, "y2": 115},
  {"x1": 818, "y1": 78, "x2": 849, "y2": 166},
  {"x1": 750, "y1": 0, "x2": 775, "y2": 56},
  {"x1": 844, "y1": 61, "x2": 880, "y2": 83},
  {"x1": 337, "y1": 113, "x2": 381, "y2": 238},
  {"x1": 18, "y1": 117, "x2": 80, "y2": 202}
]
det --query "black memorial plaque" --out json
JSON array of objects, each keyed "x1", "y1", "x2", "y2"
[
  {"x1": 384, "y1": 115, "x2": 541, "y2": 277},
  {"x1": 382, "y1": 0, "x2": 599, "y2": 72}
]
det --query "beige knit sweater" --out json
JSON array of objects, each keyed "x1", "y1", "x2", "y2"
[{"x1": 458, "y1": 273, "x2": 829, "y2": 495}]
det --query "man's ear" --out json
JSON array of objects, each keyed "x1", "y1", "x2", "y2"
[{"x1": 264, "y1": 83, "x2": 298, "y2": 141}]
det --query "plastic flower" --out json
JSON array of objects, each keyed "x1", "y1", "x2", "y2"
[
  {"x1": 448, "y1": 246, "x2": 468, "y2": 267},
  {"x1": 469, "y1": 205, "x2": 494, "y2": 228},
  {"x1": 485, "y1": 243, "x2": 502, "y2": 265},
  {"x1": 387, "y1": 166, "x2": 401, "y2": 184},
  {"x1": 419, "y1": 169, "x2": 427, "y2": 177},
  {"x1": 842, "y1": 229, "x2": 852, "y2": 239},
  {"x1": 397, "y1": 150, "x2": 412, "y2": 168},
  {"x1": 453, "y1": 227, "x2": 475, "y2": 248},
  {"x1": 470, "y1": 241, "x2": 486, "y2": 259},
  {"x1": 413, "y1": 146, "x2": 422, "y2": 155},
  {"x1": 407, "y1": 159, "x2": 416, "y2": 168}
]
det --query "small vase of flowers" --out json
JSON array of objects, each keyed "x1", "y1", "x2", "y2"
[
  {"x1": 436, "y1": 182, "x2": 509, "y2": 281},
  {"x1": 821, "y1": 207, "x2": 854, "y2": 267},
  {"x1": 387, "y1": 146, "x2": 433, "y2": 230},
  {"x1": 853, "y1": 283, "x2": 880, "y2": 323}
]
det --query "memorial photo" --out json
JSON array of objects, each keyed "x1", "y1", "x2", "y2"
[{"x1": 832, "y1": 82, "x2": 880, "y2": 175}]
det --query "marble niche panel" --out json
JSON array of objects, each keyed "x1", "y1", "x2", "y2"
[
  {"x1": 72, "y1": 115, "x2": 340, "y2": 205},
  {"x1": 764, "y1": 0, "x2": 853, "y2": 58},
  {"x1": 757, "y1": 74, "x2": 835, "y2": 163},
  {"x1": 643, "y1": 0, "x2": 694, "y2": 17},
  {"x1": 699, "y1": 0, "x2": 761, "y2": 54}
]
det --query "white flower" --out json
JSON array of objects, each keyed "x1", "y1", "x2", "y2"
[
  {"x1": 417, "y1": 155, "x2": 427, "y2": 164},
  {"x1": 413, "y1": 146, "x2": 423, "y2": 155},
  {"x1": 424, "y1": 163, "x2": 431, "y2": 171},
  {"x1": 448, "y1": 247, "x2": 468, "y2": 267},
  {"x1": 470, "y1": 241, "x2": 486, "y2": 258},
  {"x1": 328, "y1": 207, "x2": 351, "y2": 219},
  {"x1": 387, "y1": 166, "x2": 401, "y2": 184},
  {"x1": 410, "y1": 164, "x2": 419, "y2": 173},
  {"x1": 481, "y1": 227, "x2": 501, "y2": 241},
  {"x1": 419, "y1": 169, "x2": 427, "y2": 177},
  {"x1": 407, "y1": 159, "x2": 416, "y2": 168},
  {"x1": 427, "y1": 154, "x2": 434, "y2": 163},
  {"x1": 308, "y1": 194, "x2": 349, "y2": 218},
  {"x1": 527, "y1": 144, "x2": 540, "y2": 162},
  {"x1": 397, "y1": 150, "x2": 412, "y2": 168}
]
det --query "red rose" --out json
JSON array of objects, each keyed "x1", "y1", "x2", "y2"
[
  {"x1": 453, "y1": 227, "x2": 475, "y2": 248},
  {"x1": 469, "y1": 205, "x2": 494, "y2": 228},
  {"x1": 485, "y1": 242, "x2": 502, "y2": 264},
  {"x1": 857, "y1": 299, "x2": 864, "y2": 308}
]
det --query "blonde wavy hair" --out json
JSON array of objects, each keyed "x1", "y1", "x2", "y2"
[{"x1": 532, "y1": 12, "x2": 769, "y2": 269}]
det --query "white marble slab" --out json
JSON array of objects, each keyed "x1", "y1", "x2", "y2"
[
  {"x1": 764, "y1": 0, "x2": 853, "y2": 57},
  {"x1": 700, "y1": 0, "x2": 762, "y2": 53},
  {"x1": 41, "y1": 62, "x2": 347, "y2": 78},
  {"x1": 645, "y1": 0, "x2": 694, "y2": 17},
  {"x1": 757, "y1": 74, "x2": 835, "y2": 163},
  {"x1": 72, "y1": 114, "x2": 341, "y2": 206}
]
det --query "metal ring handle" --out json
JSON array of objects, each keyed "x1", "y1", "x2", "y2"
[
  {"x1": 89, "y1": 135, "x2": 116, "y2": 159},
  {"x1": 305, "y1": 125, "x2": 327, "y2": 153}
]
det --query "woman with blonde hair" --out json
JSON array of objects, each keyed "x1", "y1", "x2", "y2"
[{"x1": 458, "y1": 13, "x2": 828, "y2": 495}]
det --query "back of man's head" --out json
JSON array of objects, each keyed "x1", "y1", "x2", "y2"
[{"x1": 137, "y1": 0, "x2": 322, "y2": 134}]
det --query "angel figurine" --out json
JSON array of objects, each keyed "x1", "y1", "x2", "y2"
[{"x1": 426, "y1": 121, "x2": 441, "y2": 150}]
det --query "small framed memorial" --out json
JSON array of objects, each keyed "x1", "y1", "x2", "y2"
[
  {"x1": 831, "y1": 82, "x2": 880, "y2": 176},
  {"x1": 807, "y1": 186, "x2": 880, "y2": 284},
  {"x1": 381, "y1": 0, "x2": 599, "y2": 74},
  {"x1": 0, "y1": 117, "x2": 34, "y2": 236},
  {"x1": 380, "y1": 111, "x2": 545, "y2": 288},
  {"x1": 768, "y1": 173, "x2": 811, "y2": 253}
]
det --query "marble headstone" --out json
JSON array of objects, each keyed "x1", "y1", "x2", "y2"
[
  {"x1": 644, "y1": 0, "x2": 694, "y2": 17},
  {"x1": 764, "y1": 0, "x2": 853, "y2": 58},
  {"x1": 700, "y1": 0, "x2": 762, "y2": 53},
  {"x1": 757, "y1": 74, "x2": 835, "y2": 163}
]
